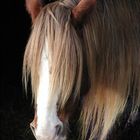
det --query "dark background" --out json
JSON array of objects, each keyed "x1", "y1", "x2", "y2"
[
  {"x1": 0, "y1": 0, "x2": 35, "y2": 140},
  {"x1": 0, "y1": 0, "x2": 140, "y2": 140}
]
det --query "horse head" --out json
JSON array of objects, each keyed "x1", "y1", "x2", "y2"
[{"x1": 23, "y1": 0, "x2": 140, "y2": 140}]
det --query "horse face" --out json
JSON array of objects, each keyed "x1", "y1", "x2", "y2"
[
  {"x1": 24, "y1": 0, "x2": 97, "y2": 139},
  {"x1": 30, "y1": 45, "x2": 66, "y2": 140}
]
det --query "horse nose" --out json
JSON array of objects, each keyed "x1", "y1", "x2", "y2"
[
  {"x1": 55, "y1": 123, "x2": 64, "y2": 136},
  {"x1": 30, "y1": 123, "x2": 37, "y2": 139}
]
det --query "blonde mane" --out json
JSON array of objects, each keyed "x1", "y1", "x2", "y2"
[{"x1": 23, "y1": 0, "x2": 140, "y2": 140}]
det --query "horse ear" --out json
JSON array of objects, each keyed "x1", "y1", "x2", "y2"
[
  {"x1": 72, "y1": 0, "x2": 96, "y2": 24},
  {"x1": 25, "y1": 0, "x2": 56, "y2": 22},
  {"x1": 25, "y1": 0, "x2": 42, "y2": 22}
]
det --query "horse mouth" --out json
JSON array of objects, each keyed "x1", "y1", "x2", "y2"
[
  {"x1": 30, "y1": 122, "x2": 67, "y2": 140},
  {"x1": 35, "y1": 135, "x2": 66, "y2": 140}
]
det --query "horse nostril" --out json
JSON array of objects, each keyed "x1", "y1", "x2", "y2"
[
  {"x1": 30, "y1": 123, "x2": 36, "y2": 138},
  {"x1": 55, "y1": 124, "x2": 63, "y2": 136}
]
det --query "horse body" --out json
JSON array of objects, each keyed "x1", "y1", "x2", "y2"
[{"x1": 23, "y1": 0, "x2": 140, "y2": 140}]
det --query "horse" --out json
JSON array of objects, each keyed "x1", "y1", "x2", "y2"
[{"x1": 23, "y1": 0, "x2": 140, "y2": 140}]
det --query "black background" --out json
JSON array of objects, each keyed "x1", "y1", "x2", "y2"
[{"x1": 0, "y1": 0, "x2": 35, "y2": 140}]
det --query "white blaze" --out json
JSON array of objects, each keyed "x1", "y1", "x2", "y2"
[{"x1": 36, "y1": 46, "x2": 60, "y2": 138}]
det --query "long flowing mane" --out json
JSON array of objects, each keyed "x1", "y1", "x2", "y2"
[{"x1": 23, "y1": 0, "x2": 140, "y2": 139}]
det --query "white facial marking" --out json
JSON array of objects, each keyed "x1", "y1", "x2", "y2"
[{"x1": 35, "y1": 43, "x2": 63, "y2": 140}]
